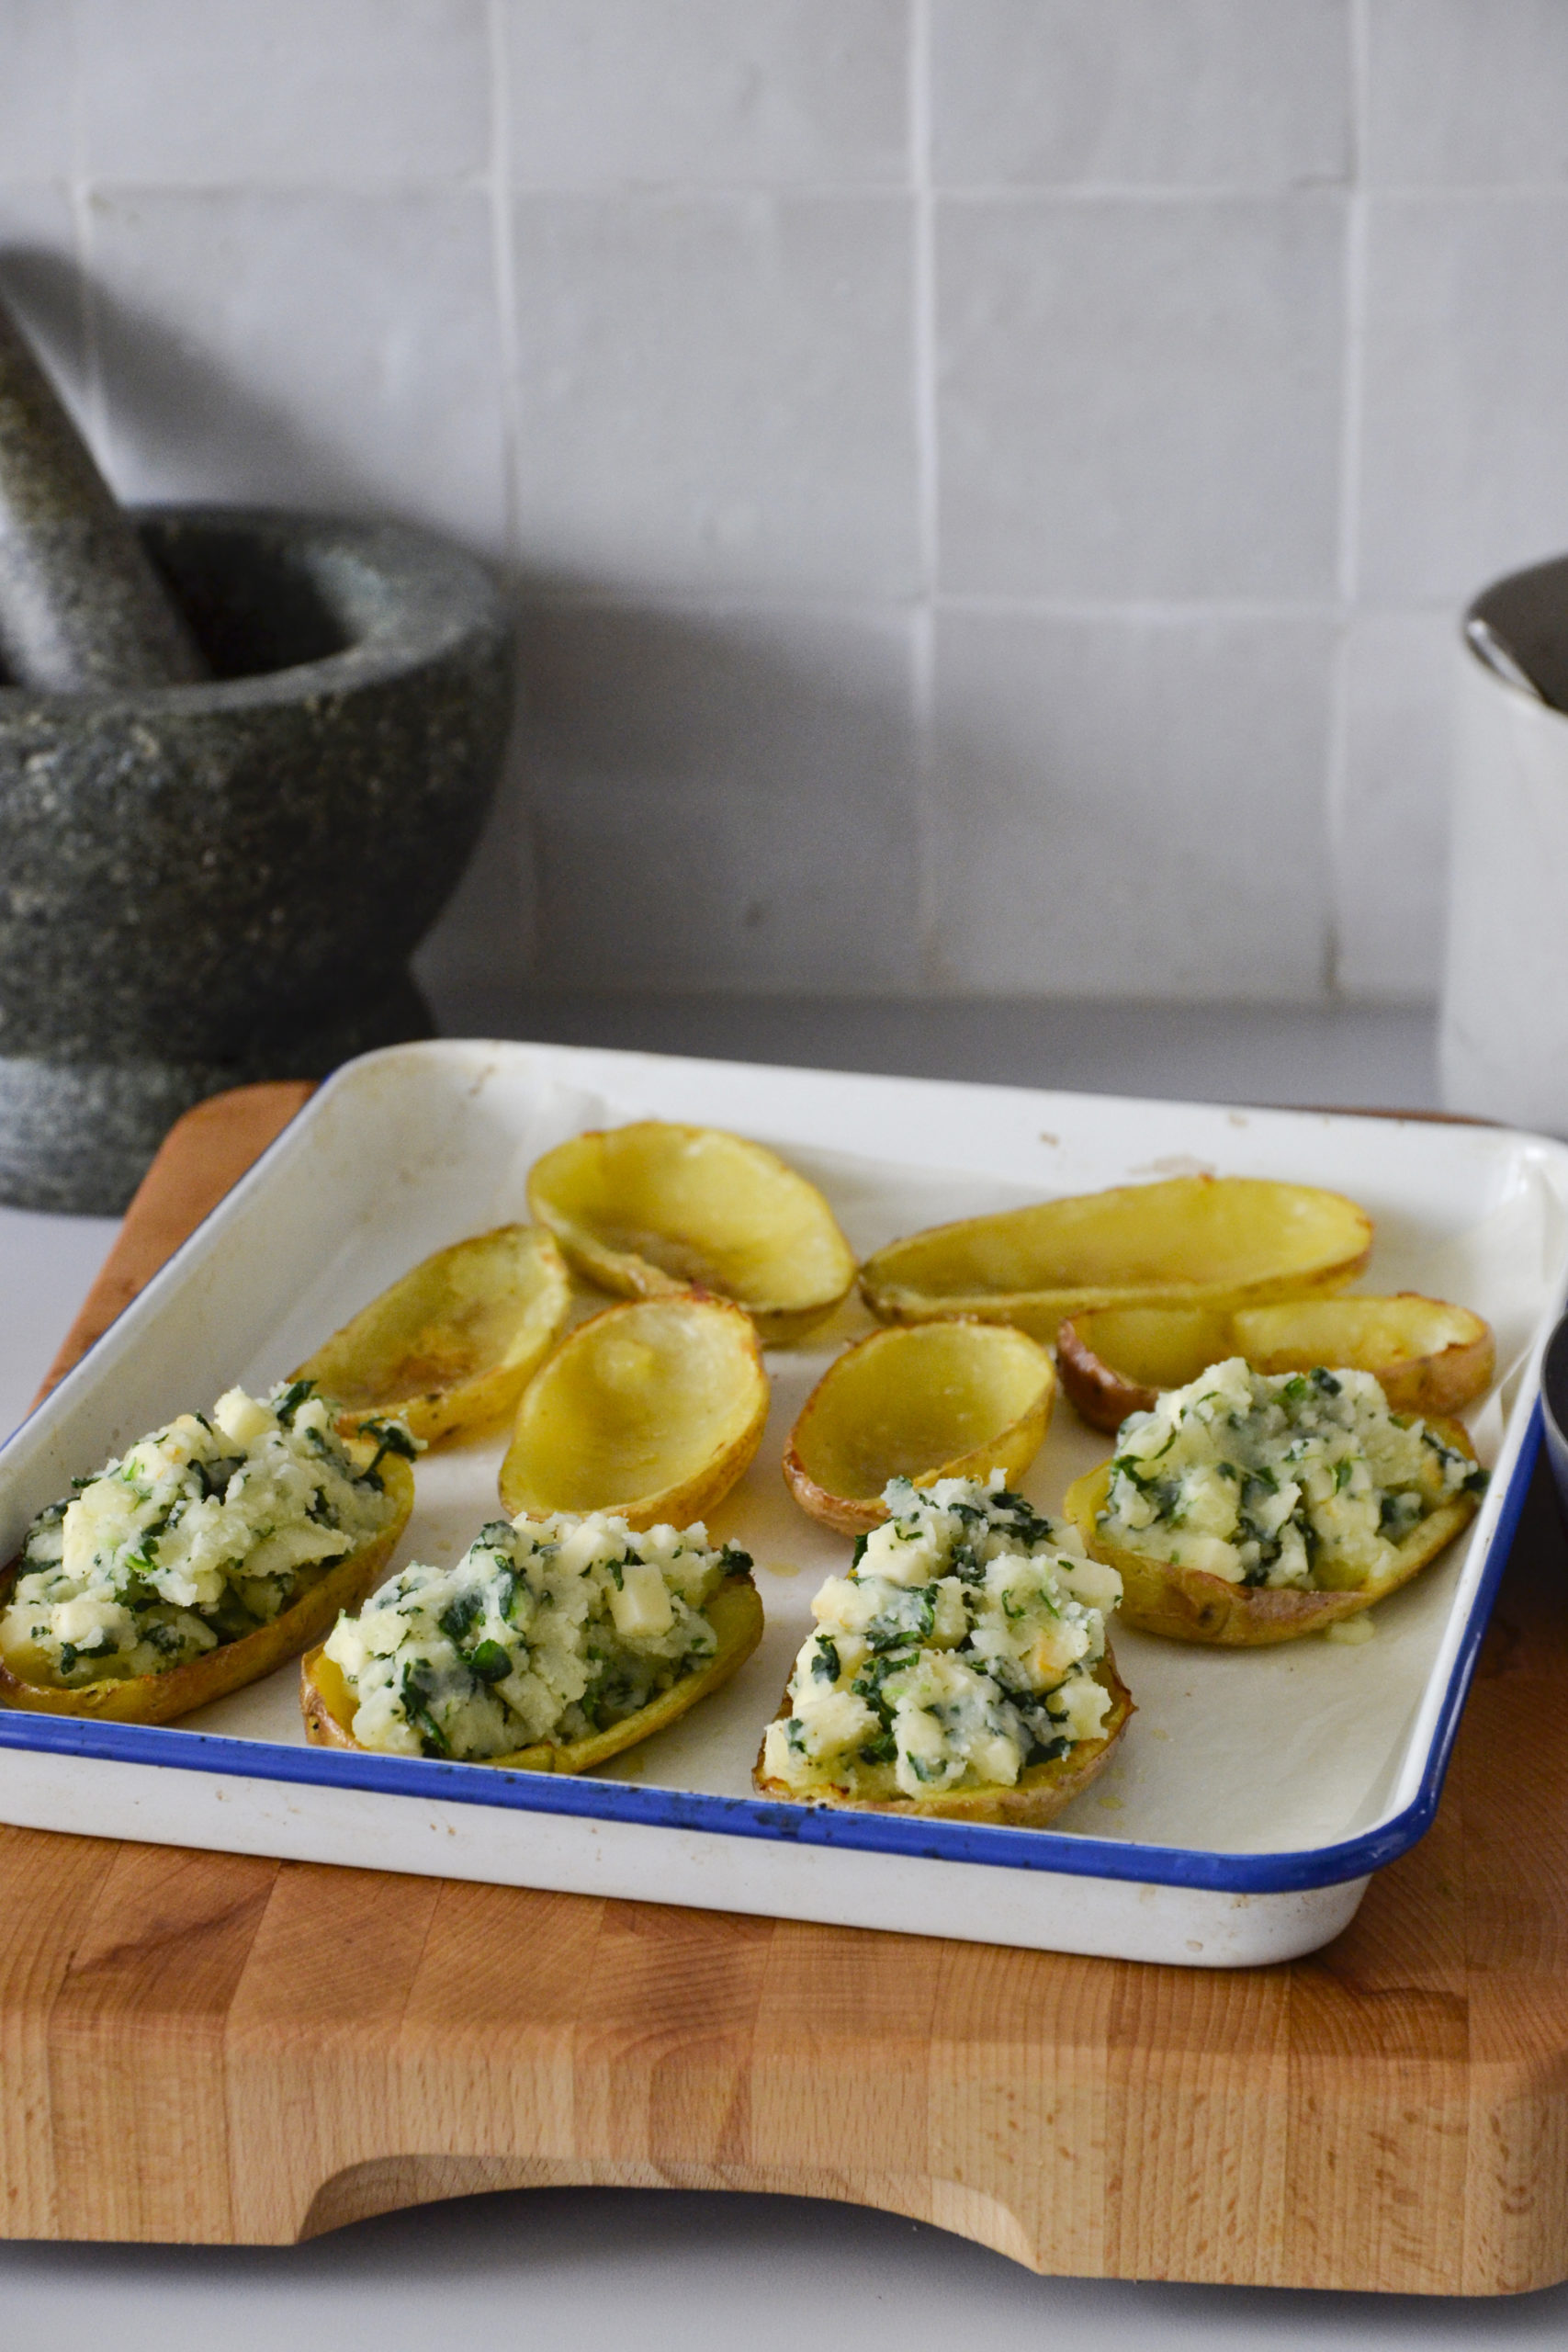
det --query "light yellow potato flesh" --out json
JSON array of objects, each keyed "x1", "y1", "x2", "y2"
[
  {"x1": 1063, "y1": 1420, "x2": 1480, "y2": 1646},
  {"x1": 860, "y1": 1174, "x2": 1372, "y2": 1342},
  {"x1": 301, "y1": 1571, "x2": 764, "y2": 1773},
  {"x1": 784, "y1": 1320, "x2": 1055, "y2": 1534},
  {"x1": 752, "y1": 1650, "x2": 1134, "y2": 1826},
  {"x1": 0, "y1": 1454, "x2": 414, "y2": 1724},
  {"x1": 293, "y1": 1225, "x2": 572, "y2": 1447},
  {"x1": 527, "y1": 1121, "x2": 856, "y2": 1343},
  {"x1": 1058, "y1": 1295, "x2": 1495, "y2": 1432},
  {"x1": 497, "y1": 1295, "x2": 770, "y2": 1531}
]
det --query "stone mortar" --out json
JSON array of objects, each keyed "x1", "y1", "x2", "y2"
[{"x1": 0, "y1": 506, "x2": 513, "y2": 1213}]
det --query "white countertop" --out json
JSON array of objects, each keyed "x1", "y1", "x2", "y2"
[{"x1": 2, "y1": 1000, "x2": 1561, "y2": 2342}]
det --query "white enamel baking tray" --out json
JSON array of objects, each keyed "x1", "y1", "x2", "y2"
[{"x1": 0, "y1": 1041, "x2": 1561, "y2": 1970}]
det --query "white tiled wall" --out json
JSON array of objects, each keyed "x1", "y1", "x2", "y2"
[{"x1": 2, "y1": 0, "x2": 1565, "y2": 1008}]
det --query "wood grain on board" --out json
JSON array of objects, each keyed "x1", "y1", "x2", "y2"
[{"x1": 2, "y1": 1079, "x2": 1567, "y2": 2288}]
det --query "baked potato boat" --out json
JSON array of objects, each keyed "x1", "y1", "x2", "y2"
[
  {"x1": 498, "y1": 1294, "x2": 769, "y2": 1531},
  {"x1": 294, "y1": 1223, "x2": 571, "y2": 1446},
  {"x1": 784, "y1": 1320, "x2": 1055, "y2": 1534},
  {"x1": 1058, "y1": 1294, "x2": 1495, "y2": 1433},
  {"x1": 754, "y1": 1474, "x2": 1132, "y2": 1826},
  {"x1": 1063, "y1": 1356, "x2": 1485, "y2": 1646},
  {"x1": 0, "y1": 1381, "x2": 414, "y2": 1724},
  {"x1": 527, "y1": 1120, "x2": 856, "y2": 1343},
  {"x1": 860, "y1": 1174, "x2": 1372, "y2": 1341},
  {"x1": 302, "y1": 1508, "x2": 762, "y2": 1773}
]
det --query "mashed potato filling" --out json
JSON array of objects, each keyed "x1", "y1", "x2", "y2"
[
  {"x1": 1098, "y1": 1356, "x2": 1484, "y2": 1592},
  {"x1": 324, "y1": 1510, "x2": 751, "y2": 1760},
  {"x1": 3, "y1": 1381, "x2": 407, "y2": 1688},
  {"x1": 761, "y1": 1475, "x2": 1122, "y2": 1804}
]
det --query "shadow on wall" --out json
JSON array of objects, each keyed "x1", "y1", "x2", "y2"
[{"x1": 0, "y1": 249, "x2": 924, "y2": 1011}]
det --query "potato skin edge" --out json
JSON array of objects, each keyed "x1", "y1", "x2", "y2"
[
  {"x1": 528, "y1": 1121, "x2": 857, "y2": 1345},
  {"x1": 1062, "y1": 1418, "x2": 1480, "y2": 1646},
  {"x1": 783, "y1": 1323, "x2": 1055, "y2": 1534},
  {"x1": 300, "y1": 1573, "x2": 764, "y2": 1774},
  {"x1": 751, "y1": 1649, "x2": 1134, "y2": 1827},
  {"x1": 0, "y1": 1455, "x2": 415, "y2": 1724}
]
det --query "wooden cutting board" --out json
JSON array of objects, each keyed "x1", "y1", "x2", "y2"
[{"x1": 4, "y1": 1078, "x2": 1568, "y2": 2291}]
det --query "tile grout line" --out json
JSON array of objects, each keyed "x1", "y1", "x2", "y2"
[
  {"x1": 1324, "y1": 0, "x2": 1372, "y2": 1003},
  {"x1": 61, "y1": 0, "x2": 109, "y2": 469},
  {"x1": 910, "y1": 0, "x2": 942, "y2": 988},
  {"x1": 484, "y1": 0, "x2": 543, "y2": 992}
]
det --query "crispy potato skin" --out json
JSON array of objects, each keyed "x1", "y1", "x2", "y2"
[
  {"x1": 527, "y1": 1121, "x2": 857, "y2": 1344},
  {"x1": 752, "y1": 1649, "x2": 1133, "y2": 1826},
  {"x1": 0, "y1": 1455, "x2": 414, "y2": 1724},
  {"x1": 300, "y1": 1572, "x2": 764, "y2": 1773},
  {"x1": 783, "y1": 1321, "x2": 1055, "y2": 1535},
  {"x1": 1063, "y1": 1419, "x2": 1481, "y2": 1646},
  {"x1": 860, "y1": 1174, "x2": 1372, "y2": 1340},
  {"x1": 294, "y1": 1224, "x2": 572, "y2": 1448},
  {"x1": 1057, "y1": 1296, "x2": 1496, "y2": 1435},
  {"x1": 497, "y1": 1294, "x2": 770, "y2": 1532}
]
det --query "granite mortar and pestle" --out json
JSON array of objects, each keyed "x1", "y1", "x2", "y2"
[{"x1": 0, "y1": 289, "x2": 513, "y2": 1214}]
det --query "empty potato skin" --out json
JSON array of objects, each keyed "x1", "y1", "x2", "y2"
[
  {"x1": 527, "y1": 1121, "x2": 857, "y2": 1344},
  {"x1": 860, "y1": 1174, "x2": 1372, "y2": 1342},
  {"x1": 497, "y1": 1293, "x2": 771, "y2": 1532},
  {"x1": 0, "y1": 1455, "x2": 414, "y2": 1724},
  {"x1": 301, "y1": 1569, "x2": 764, "y2": 1772},
  {"x1": 752, "y1": 1650, "x2": 1134, "y2": 1826},
  {"x1": 784, "y1": 1320, "x2": 1056, "y2": 1535},
  {"x1": 293, "y1": 1225, "x2": 572, "y2": 1448},
  {"x1": 1058, "y1": 1296, "x2": 1495, "y2": 1435},
  {"x1": 1062, "y1": 1419, "x2": 1481, "y2": 1646}
]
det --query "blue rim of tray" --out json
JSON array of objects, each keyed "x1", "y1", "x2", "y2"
[{"x1": 0, "y1": 1396, "x2": 1539, "y2": 1898}]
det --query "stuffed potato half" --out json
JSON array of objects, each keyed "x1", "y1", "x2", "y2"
[
  {"x1": 754, "y1": 1474, "x2": 1133, "y2": 1826},
  {"x1": 301, "y1": 1510, "x2": 763, "y2": 1773},
  {"x1": 0, "y1": 1385, "x2": 414, "y2": 1724},
  {"x1": 1063, "y1": 1359, "x2": 1483, "y2": 1646},
  {"x1": 859, "y1": 1174, "x2": 1372, "y2": 1340}
]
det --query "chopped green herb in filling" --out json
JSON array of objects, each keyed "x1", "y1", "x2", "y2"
[
  {"x1": 1098, "y1": 1356, "x2": 1483, "y2": 1591},
  {"x1": 1, "y1": 1384, "x2": 405, "y2": 1689},
  {"x1": 761, "y1": 1475, "x2": 1122, "y2": 1804},
  {"x1": 323, "y1": 1511, "x2": 752, "y2": 1761}
]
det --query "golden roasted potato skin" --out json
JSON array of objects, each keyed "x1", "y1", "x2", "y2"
[
  {"x1": 860, "y1": 1174, "x2": 1372, "y2": 1341},
  {"x1": 527, "y1": 1120, "x2": 856, "y2": 1344},
  {"x1": 1057, "y1": 1296, "x2": 1495, "y2": 1434},
  {"x1": 1063, "y1": 1419, "x2": 1481, "y2": 1646},
  {"x1": 752, "y1": 1650, "x2": 1133, "y2": 1826},
  {"x1": 294, "y1": 1224, "x2": 571, "y2": 1447},
  {"x1": 300, "y1": 1571, "x2": 764, "y2": 1772},
  {"x1": 0, "y1": 1455, "x2": 414, "y2": 1724},
  {"x1": 497, "y1": 1294, "x2": 770, "y2": 1531},
  {"x1": 784, "y1": 1320, "x2": 1055, "y2": 1535}
]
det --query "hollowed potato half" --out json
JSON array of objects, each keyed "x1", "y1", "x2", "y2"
[
  {"x1": 752, "y1": 1649, "x2": 1134, "y2": 1826},
  {"x1": 860, "y1": 1174, "x2": 1372, "y2": 1342},
  {"x1": 294, "y1": 1225, "x2": 572, "y2": 1446},
  {"x1": 1058, "y1": 1295, "x2": 1495, "y2": 1434},
  {"x1": 1063, "y1": 1421, "x2": 1480, "y2": 1646},
  {"x1": 527, "y1": 1121, "x2": 856, "y2": 1343},
  {"x1": 784, "y1": 1321, "x2": 1055, "y2": 1534},
  {"x1": 498, "y1": 1295, "x2": 770, "y2": 1530},
  {"x1": 301, "y1": 1568, "x2": 764, "y2": 1774},
  {"x1": 0, "y1": 1455, "x2": 413, "y2": 1725}
]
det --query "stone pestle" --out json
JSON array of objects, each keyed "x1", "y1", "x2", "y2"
[{"x1": 0, "y1": 291, "x2": 208, "y2": 690}]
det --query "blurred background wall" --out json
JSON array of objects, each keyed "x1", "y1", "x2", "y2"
[{"x1": 3, "y1": 0, "x2": 1565, "y2": 1024}]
